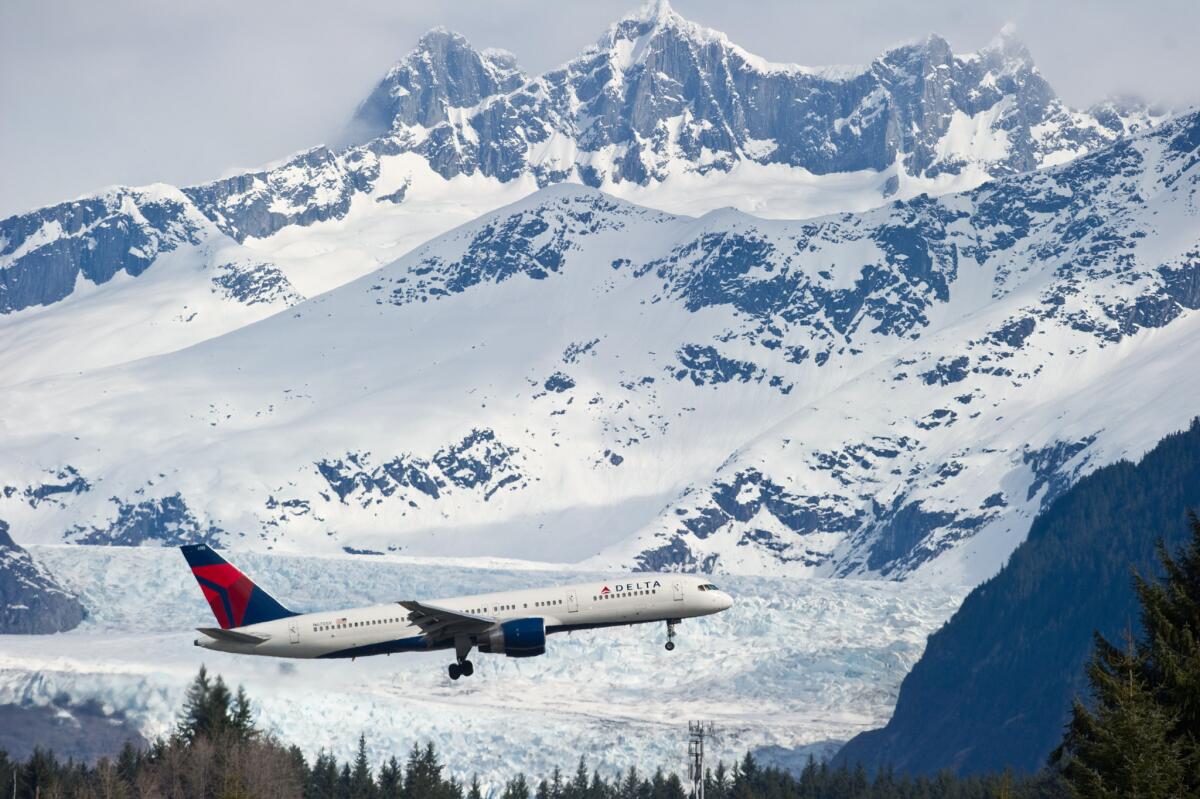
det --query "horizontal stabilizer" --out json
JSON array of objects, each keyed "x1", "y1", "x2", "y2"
[{"x1": 196, "y1": 627, "x2": 270, "y2": 644}]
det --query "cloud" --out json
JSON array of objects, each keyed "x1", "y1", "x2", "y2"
[{"x1": 2, "y1": 0, "x2": 1196, "y2": 217}]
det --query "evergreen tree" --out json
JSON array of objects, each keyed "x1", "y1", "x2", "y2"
[
  {"x1": 177, "y1": 664, "x2": 214, "y2": 742},
  {"x1": 310, "y1": 750, "x2": 340, "y2": 799},
  {"x1": 589, "y1": 769, "x2": 608, "y2": 799},
  {"x1": 1135, "y1": 511, "x2": 1200, "y2": 790},
  {"x1": 350, "y1": 733, "x2": 376, "y2": 799},
  {"x1": 378, "y1": 755, "x2": 402, "y2": 799},
  {"x1": 502, "y1": 773, "x2": 531, "y2": 799},
  {"x1": 231, "y1": 685, "x2": 257, "y2": 741},
  {"x1": 404, "y1": 742, "x2": 449, "y2": 798},
  {"x1": 116, "y1": 739, "x2": 140, "y2": 788},
  {"x1": 1054, "y1": 512, "x2": 1200, "y2": 797},
  {"x1": 287, "y1": 744, "x2": 310, "y2": 796},
  {"x1": 618, "y1": 765, "x2": 640, "y2": 799},
  {"x1": 467, "y1": 773, "x2": 484, "y2": 799},
  {"x1": 207, "y1": 673, "x2": 234, "y2": 736},
  {"x1": 568, "y1": 757, "x2": 589, "y2": 799}
]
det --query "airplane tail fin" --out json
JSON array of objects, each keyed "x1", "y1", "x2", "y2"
[{"x1": 180, "y1": 544, "x2": 296, "y2": 629}]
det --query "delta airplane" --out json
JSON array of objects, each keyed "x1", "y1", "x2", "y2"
[{"x1": 181, "y1": 544, "x2": 734, "y2": 680}]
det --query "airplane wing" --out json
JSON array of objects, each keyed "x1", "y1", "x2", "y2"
[
  {"x1": 398, "y1": 601, "x2": 495, "y2": 641},
  {"x1": 196, "y1": 627, "x2": 270, "y2": 644}
]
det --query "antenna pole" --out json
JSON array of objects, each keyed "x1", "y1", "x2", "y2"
[{"x1": 687, "y1": 720, "x2": 716, "y2": 799}]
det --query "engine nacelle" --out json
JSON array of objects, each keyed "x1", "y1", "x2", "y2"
[{"x1": 477, "y1": 618, "x2": 546, "y2": 658}]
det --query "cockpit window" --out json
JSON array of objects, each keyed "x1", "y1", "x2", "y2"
[{"x1": 698, "y1": 583, "x2": 720, "y2": 591}]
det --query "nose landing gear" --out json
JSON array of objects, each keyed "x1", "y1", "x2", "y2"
[{"x1": 664, "y1": 618, "x2": 679, "y2": 651}]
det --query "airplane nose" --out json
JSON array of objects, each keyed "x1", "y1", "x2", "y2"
[{"x1": 717, "y1": 591, "x2": 733, "y2": 610}]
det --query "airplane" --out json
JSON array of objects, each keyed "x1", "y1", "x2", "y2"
[{"x1": 181, "y1": 544, "x2": 734, "y2": 680}]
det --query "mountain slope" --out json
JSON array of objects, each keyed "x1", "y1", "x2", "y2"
[
  {"x1": 833, "y1": 418, "x2": 1200, "y2": 775},
  {"x1": 0, "y1": 111, "x2": 1196, "y2": 582},
  {"x1": 600, "y1": 108, "x2": 1200, "y2": 581}
]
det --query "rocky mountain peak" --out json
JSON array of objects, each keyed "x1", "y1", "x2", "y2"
[{"x1": 347, "y1": 26, "x2": 527, "y2": 142}]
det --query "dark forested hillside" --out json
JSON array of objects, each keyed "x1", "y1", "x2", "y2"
[{"x1": 835, "y1": 417, "x2": 1200, "y2": 775}]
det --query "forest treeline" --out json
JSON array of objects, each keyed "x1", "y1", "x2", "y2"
[{"x1": 3, "y1": 517, "x2": 1196, "y2": 799}]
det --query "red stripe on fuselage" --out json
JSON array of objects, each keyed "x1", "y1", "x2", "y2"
[{"x1": 192, "y1": 563, "x2": 255, "y2": 628}]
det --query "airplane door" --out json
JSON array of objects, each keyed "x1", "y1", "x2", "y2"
[
  {"x1": 567, "y1": 590, "x2": 578, "y2": 613},
  {"x1": 288, "y1": 620, "x2": 300, "y2": 644},
  {"x1": 672, "y1": 581, "x2": 684, "y2": 601}
]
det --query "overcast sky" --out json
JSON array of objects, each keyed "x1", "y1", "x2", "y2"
[{"x1": 2, "y1": 0, "x2": 1197, "y2": 218}]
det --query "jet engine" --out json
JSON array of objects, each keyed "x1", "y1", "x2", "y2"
[{"x1": 477, "y1": 618, "x2": 546, "y2": 657}]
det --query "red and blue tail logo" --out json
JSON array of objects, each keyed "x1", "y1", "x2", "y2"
[{"x1": 180, "y1": 544, "x2": 295, "y2": 629}]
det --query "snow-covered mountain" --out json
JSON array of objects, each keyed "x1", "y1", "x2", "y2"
[
  {"x1": 1, "y1": 1, "x2": 1164, "y2": 346},
  {"x1": 2, "y1": 108, "x2": 1197, "y2": 583},
  {"x1": 350, "y1": 5, "x2": 1160, "y2": 190}
]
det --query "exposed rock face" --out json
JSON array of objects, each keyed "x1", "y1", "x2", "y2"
[
  {"x1": 0, "y1": 520, "x2": 86, "y2": 634},
  {"x1": 350, "y1": 28, "x2": 527, "y2": 140},
  {"x1": 0, "y1": 186, "x2": 207, "y2": 313}
]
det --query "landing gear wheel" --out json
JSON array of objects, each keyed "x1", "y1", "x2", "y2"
[
  {"x1": 664, "y1": 641, "x2": 675, "y2": 651},
  {"x1": 448, "y1": 663, "x2": 461, "y2": 680},
  {"x1": 665, "y1": 618, "x2": 679, "y2": 651},
  {"x1": 460, "y1": 659, "x2": 474, "y2": 677}
]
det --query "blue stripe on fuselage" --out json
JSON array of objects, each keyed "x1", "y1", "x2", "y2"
[
  {"x1": 316, "y1": 619, "x2": 649, "y2": 659},
  {"x1": 317, "y1": 634, "x2": 435, "y2": 659}
]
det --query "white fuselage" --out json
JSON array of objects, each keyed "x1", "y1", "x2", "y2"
[{"x1": 195, "y1": 574, "x2": 733, "y2": 659}]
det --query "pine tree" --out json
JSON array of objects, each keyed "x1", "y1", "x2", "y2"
[
  {"x1": 378, "y1": 755, "x2": 402, "y2": 799},
  {"x1": 207, "y1": 674, "x2": 234, "y2": 737},
  {"x1": 116, "y1": 739, "x2": 140, "y2": 788},
  {"x1": 231, "y1": 685, "x2": 257, "y2": 741},
  {"x1": 310, "y1": 750, "x2": 340, "y2": 799},
  {"x1": 1056, "y1": 633, "x2": 1184, "y2": 797},
  {"x1": 467, "y1": 773, "x2": 484, "y2": 799},
  {"x1": 589, "y1": 769, "x2": 607, "y2": 799},
  {"x1": 178, "y1": 664, "x2": 213, "y2": 742},
  {"x1": 568, "y1": 757, "x2": 589, "y2": 799},
  {"x1": 502, "y1": 773, "x2": 531, "y2": 799},
  {"x1": 1054, "y1": 511, "x2": 1200, "y2": 799},
  {"x1": 287, "y1": 744, "x2": 310, "y2": 794},
  {"x1": 350, "y1": 733, "x2": 376, "y2": 799},
  {"x1": 618, "y1": 765, "x2": 640, "y2": 799},
  {"x1": 1135, "y1": 511, "x2": 1200, "y2": 790}
]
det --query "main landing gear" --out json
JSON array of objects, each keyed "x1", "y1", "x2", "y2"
[
  {"x1": 664, "y1": 619, "x2": 679, "y2": 651},
  {"x1": 449, "y1": 635, "x2": 475, "y2": 681},
  {"x1": 448, "y1": 660, "x2": 474, "y2": 680}
]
